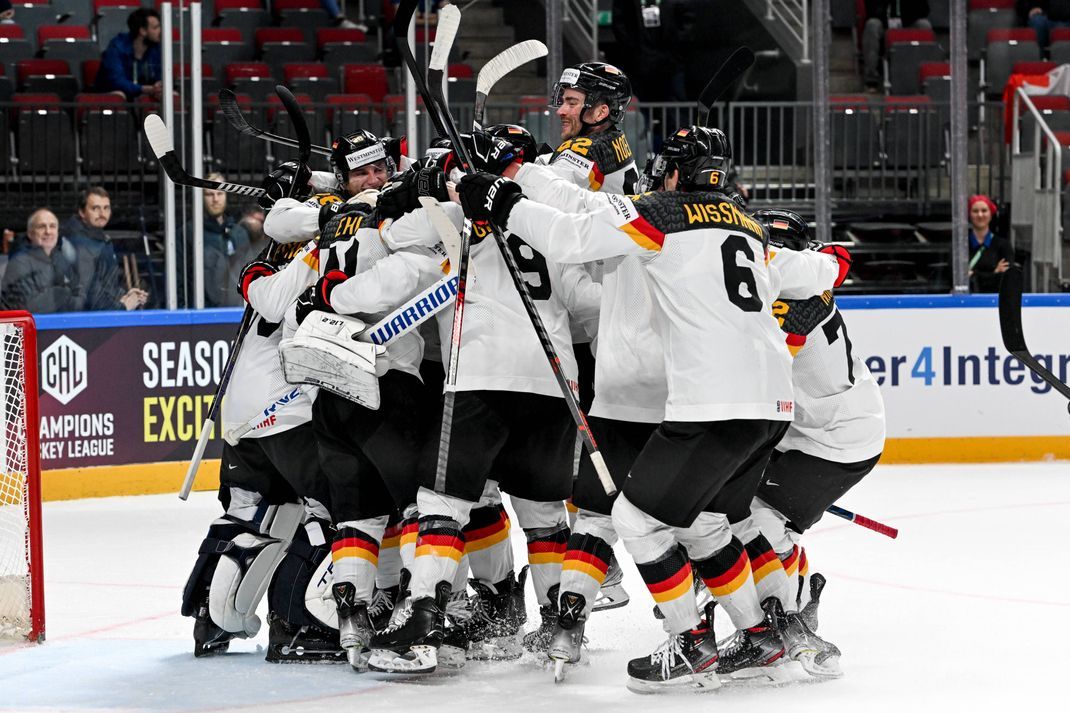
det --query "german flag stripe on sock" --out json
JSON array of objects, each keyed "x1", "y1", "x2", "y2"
[
  {"x1": 799, "y1": 548, "x2": 809, "y2": 577},
  {"x1": 527, "y1": 537, "x2": 567, "y2": 565},
  {"x1": 637, "y1": 555, "x2": 693, "y2": 604},
  {"x1": 381, "y1": 524, "x2": 402, "y2": 550},
  {"x1": 332, "y1": 533, "x2": 380, "y2": 565},
  {"x1": 414, "y1": 518, "x2": 465, "y2": 563},
  {"x1": 565, "y1": 499, "x2": 578, "y2": 514},
  {"x1": 464, "y1": 507, "x2": 511, "y2": 553},
  {"x1": 745, "y1": 537, "x2": 782, "y2": 585},
  {"x1": 562, "y1": 548, "x2": 610, "y2": 583},
  {"x1": 780, "y1": 546, "x2": 800, "y2": 578},
  {"x1": 400, "y1": 518, "x2": 419, "y2": 549},
  {"x1": 695, "y1": 538, "x2": 754, "y2": 598}
]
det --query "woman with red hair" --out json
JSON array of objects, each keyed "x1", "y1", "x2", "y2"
[{"x1": 967, "y1": 194, "x2": 1014, "y2": 293}]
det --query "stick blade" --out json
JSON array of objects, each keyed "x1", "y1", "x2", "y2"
[
  {"x1": 698, "y1": 46, "x2": 756, "y2": 115},
  {"x1": 476, "y1": 40, "x2": 549, "y2": 95},
  {"x1": 999, "y1": 265, "x2": 1027, "y2": 354},
  {"x1": 429, "y1": 3, "x2": 461, "y2": 71},
  {"x1": 142, "y1": 114, "x2": 174, "y2": 158}
]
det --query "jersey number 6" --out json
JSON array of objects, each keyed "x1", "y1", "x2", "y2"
[{"x1": 721, "y1": 234, "x2": 763, "y2": 313}]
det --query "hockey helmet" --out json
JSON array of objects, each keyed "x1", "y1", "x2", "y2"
[
  {"x1": 258, "y1": 160, "x2": 312, "y2": 211},
  {"x1": 642, "y1": 126, "x2": 732, "y2": 193},
  {"x1": 330, "y1": 129, "x2": 397, "y2": 191},
  {"x1": 754, "y1": 209, "x2": 813, "y2": 251},
  {"x1": 551, "y1": 62, "x2": 632, "y2": 129},
  {"x1": 485, "y1": 123, "x2": 539, "y2": 164}
]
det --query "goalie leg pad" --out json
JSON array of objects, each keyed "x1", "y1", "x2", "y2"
[{"x1": 269, "y1": 518, "x2": 338, "y2": 631}]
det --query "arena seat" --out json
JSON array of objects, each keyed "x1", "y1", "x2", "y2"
[
  {"x1": 967, "y1": 0, "x2": 1016, "y2": 62},
  {"x1": 982, "y1": 29, "x2": 1041, "y2": 98},
  {"x1": 342, "y1": 63, "x2": 389, "y2": 103},
  {"x1": 885, "y1": 28, "x2": 944, "y2": 95}
]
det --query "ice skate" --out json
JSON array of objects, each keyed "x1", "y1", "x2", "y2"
[
  {"x1": 367, "y1": 583, "x2": 449, "y2": 674},
  {"x1": 192, "y1": 605, "x2": 235, "y2": 657},
  {"x1": 332, "y1": 582, "x2": 374, "y2": 672},
  {"x1": 265, "y1": 613, "x2": 347, "y2": 664},
  {"x1": 461, "y1": 571, "x2": 526, "y2": 661},
  {"x1": 522, "y1": 583, "x2": 559, "y2": 653},
  {"x1": 799, "y1": 572, "x2": 826, "y2": 632},
  {"x1": 714, "y1": 598, "x2": 789, "y2": 684},
  {"x1": 367, "y1": 585, "x2": 399, "y2": 633},
  {"x1": 625, "y1": 621, "x2": 721, "y2": 694},
  {"x1": 548, "y1": 591, "x2": 587, "y2": 683},
  {"x1": 591, "y1": 554, "x2": 630, "y2": 613},
  {"x1": 439, "y1": 591, "x2": 473, "y2": 669},
  {"x1": 777, "y1": 606, "x2": 842, "y2": 679}
]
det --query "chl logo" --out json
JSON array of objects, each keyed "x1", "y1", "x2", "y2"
[{"x1": 41, "y1": 335, "x2": 88, "y2": 405}]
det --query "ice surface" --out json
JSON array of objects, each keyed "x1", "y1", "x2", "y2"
[{"x1": 1, "y1": 463, "x2": 1067, "y2": 712}]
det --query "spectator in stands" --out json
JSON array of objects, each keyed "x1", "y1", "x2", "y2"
[
  {"x1": 96, "y1": 8, "x2": 162, "y2": 101},
  {"x1": 62, "y1": 187, "x2": 149, "y2": 311},
  {"x1": 968, "y1": 194, "x2": 1014, "y2": 293},
  {"x1": 1018, "y1": 2, "x2": 1070, "y2": 47},
  {"x1": 187, "y1": 174, "x2": 250, "y2": 307},
  {"x1": 0, "y1": 0, "x2": 12, "y2": 24},
  {"x1": 322, "y1": 0, "x2": 359, "y2": 28},
  {"x1": 222, "y1": 207, "x2": 268, "y2": 307},
  {"x1": 0, "y1": 209, "x2": 80, "y2": 313},
  {"x1": 863, "y1": 0, "x2": 932, "y2": 92}
]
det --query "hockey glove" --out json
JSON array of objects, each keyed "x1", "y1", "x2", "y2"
[
  {"x1": 236, "y1": 260, "x2": 277, "y2": 302},
  {"x1": 819, "y1": 244, "x2": 853, "y2": 288},
  {"x1": 461, "y1": 131, "x2": 521, "y2": 175},
  {"x1": 382, "y1": 136, "x2": 407, "y2": 167},
  {"x1": 294, "y1": 269, "x2": 348, "y2": 324},
  {"x1": 456, "y1": 173, "x2": 524, "y2": 227},
  {"x1": 377, "y1": 167, "x2": 450, "y2": 220},
  {"x1": 259, "y1": 161, "x2": 313, "y2": 211}
]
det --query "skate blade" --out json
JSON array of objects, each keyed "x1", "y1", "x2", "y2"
[
  {"x1": 367, "y1": 646, "x2": 438, "y2": 674},
  {"x1": 795, "y1": 650, "x2": 843, "y2": 679},
  {"x1": 553, "y1": 659, "x2": 566, "y2": 683},
  {"x1": 346, "y1": 647, "x2": 371, "y2": 672},
  {"x1": 626, "y1": 671, "x2": 721, "y2": 695},
  {"x1": 721, "y1": 659, "x2": 800, "y2": 686},
  {"x1": 438, "y1": 644, "x2": 467, "y2": 669},
  {"x1": 467, "y1": 634, "x2": 523, "y2": 661}
]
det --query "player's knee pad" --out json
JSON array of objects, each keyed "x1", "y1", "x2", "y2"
[
  {"x1": 749, "y1": 498, "x2": 794, "y2": 555},
  {"x1": 675, "y1": 511, "x2": 733, "y2": 561},
  {"x1": 572, "y1": 509, "x2": 618, "y2": 545},
  {"x1": 416, "y1": 486, "x2": 475, "y2": 528},
  {"x1": 510, "y1": 495, "x2": 566, "y2": 532},
  {"x1": 181, "y1": 502, "x2": 303, "y2": 637},
  {"x1": 611, "y1": 494, "x2": 675, "y2": 564},
  {"x1": 269, "y1": 517, "x2": 338, "y2": 630}
]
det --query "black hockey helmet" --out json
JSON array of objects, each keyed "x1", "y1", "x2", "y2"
[
  {"x1": 754, "y1": 209, "x2": 813, "y2": 251},
  {"x1": 330, "y1": 129, "x2": 397, "y2": 191},
  {"x1": 551, "y1": 61, "x2": 632, "y2": 130},
  {"x1": 258, "y1": 160, "x2": 312, "y2": 211},
  {"x1": 485, "y1": 123, "x2": 538, "y2": 164},
  {"x1": 639, "y1": 126, "x2": 732, "y2": 193}
]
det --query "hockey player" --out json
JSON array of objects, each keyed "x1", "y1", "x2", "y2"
[
  {"x1": 180, "y1": 174, "x2": 342, "y2": 662},
  {"x1": 364, "y1": 126, "x2": 602, "y2": 675},
  {"x1": 745, "y1": 209, "x2": 884, "y2": 676},
  {"x1": 449, "y1": 135, "x2": 848, "y2": 691}
]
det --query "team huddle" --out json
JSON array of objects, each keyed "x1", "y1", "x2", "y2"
[{"x1": 179, "y1": 60, "x2": 887, "y2": 693}]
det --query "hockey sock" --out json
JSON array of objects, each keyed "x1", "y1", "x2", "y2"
[
  {"x1": 464, "y1": 503, "x2": 513, "y2": 585},
  {"x1": 779, "y1": 545, "x2": 801, "y2": 610},
  {"x1": 452, "y1": 553, "x2": 471, "y2": 593},
  {"x1": 376, "y1": 517, "x2": 403, "y2": 590},
  {"x1": 399, "y1": 512, "x2": 419, "y2": 574},
  {"x1": 332, "y1": 517, "x2": 388, "y2": 605},
  {"x1": 636, "y1": 545, "x2": 701, "y2": 634},
  {"x1": 410, "y1": 515, "x2": 466, "y2": 600},
  {"x1": 524, "y1": 526, "x2": 569, "y2": 606},
  {"x1": 560, "y1": 531, "x2": 614, "y2": 618},
  {"x1": 694, "y1": 537, "x2": 763, "y2": 630},
  {"x1": 744, "y1": 533, "x2": 794, "y2": 614},
  {"x1": 797, "y1": 547, "x2": 812, "y2": 610}
]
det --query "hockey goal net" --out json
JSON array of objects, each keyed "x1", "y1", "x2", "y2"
[{"x1": 0, "y1": 311, "x2": 43, "y2": 642}]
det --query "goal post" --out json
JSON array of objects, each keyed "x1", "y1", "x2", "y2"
[{"x1": 0, "y1": 310, "x2": 44, "y2": 642}]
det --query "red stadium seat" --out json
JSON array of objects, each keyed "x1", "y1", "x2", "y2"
[
  {"x1": 342, "y1": 63, "x2": 388, "y2": 103},
  {"x1": 203, "y1": 28, "x2": 243, "y2": 43},
  {"x1": 224, "y1": 62, "x2": 271, "y2": 84},
  {"x1": 82, "y1": 58, "x2": 101, "y2": 87},
  {"x1": 37, "y1": 25, "x2": 92, "y2": 45},
  {"x1": 283, "y1": 63, "x2": 328, "y2": 82},
  {"x1": 254, "y1": 27, "x2": 305, "y2": 49},
  {"x1": 316, "y1": 27, "x2": 367, "y2": 49}
]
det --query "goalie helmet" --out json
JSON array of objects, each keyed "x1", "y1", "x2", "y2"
[
  {"x1": 551, "y1": 61, "x2": 632, "y2": 129},
  {"x1": 754, "y1": 209, "x2": 813, "y2": 251},
  {"x1": 639, "y1": 126, "x2": 732, "y2": 193},
  {"x1": 485, "y1": 124, "x2": 538, "y2": 164},
  {"x1": 330, "y1": 130, "x2": 397, "y2": 192}
]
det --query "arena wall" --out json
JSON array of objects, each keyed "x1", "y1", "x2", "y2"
[{"x1": 34, "y1": 295, "x2": 1070, "y2": 501}]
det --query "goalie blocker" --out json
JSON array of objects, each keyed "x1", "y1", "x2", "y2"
[{"x1": 280, "y1": 311, "x2": 386, "y2": 409}]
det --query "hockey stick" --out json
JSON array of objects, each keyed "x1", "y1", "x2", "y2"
[
  {"x1": 473, "y1": 39, "x2": 548, "y2": 130},
  {"x1": 143, "y1": 114, "x2": 267, "y2": 198},
  {"x1": 697, "y1": 46, "x2": 755, "y2": 126},
  {"x1": 180, "y1": 241, "x2": 283, "y2": 500},
  {"x1": 275, "y1": 84, "x2": 313, "y2": 168},
  {"x1": 218, "y1": 88, "x2": 334, "y2": 158},
  {"x1": 825, "y1": 505, "x2": 898, "y2": 539},
  {"x1": 395, "y1": 0, "x2": 616, "y2": 496},
  {"x1": 999, "y1": 265, "x2": 1070, "y2": 412}
]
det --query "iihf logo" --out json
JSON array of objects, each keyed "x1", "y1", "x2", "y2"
[{"x1": 41, "y1": 335, "x2": 88, "y2": 405}]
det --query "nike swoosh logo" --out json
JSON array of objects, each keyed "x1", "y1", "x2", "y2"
[{"x1": 228, "y1": 464, "x2": 238, "y2": 470}]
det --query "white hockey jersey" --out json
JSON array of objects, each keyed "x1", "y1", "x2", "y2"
[
  {"x1": 506, "y1": 181, "x2": 839, "y2": 422},
  {"x1": 513, "y1": 162, "x2": 666, "y2": 423},
  {"x1": 547, "y1": 126, "x2": 640, "y2": 194},
  {"x1": 226, "y1": 240, "x2": 321, "y2": 439},
  {"x1": 262, "y1": 171, "x2": 342, "y2": 244},
  {"x1": 769, "y1": 280, "x2": 886, "y2": 463},
  {"x1": 383, "y1": 204, "x2": 601, "y2": 398}
]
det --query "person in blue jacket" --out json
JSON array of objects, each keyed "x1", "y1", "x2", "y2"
[{"x1": 95, "y1": 8, "x2": 163, "y2": 100}]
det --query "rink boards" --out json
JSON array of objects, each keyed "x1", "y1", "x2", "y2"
[{"x1": 32, "y1": 294, "x2": 1070, "y2": 500}]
